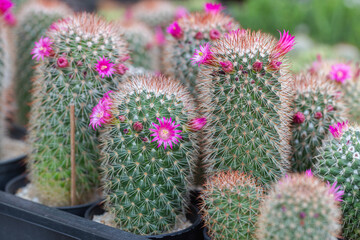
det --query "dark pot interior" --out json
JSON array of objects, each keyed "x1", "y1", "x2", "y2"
[{"x1": 0, "y1": 154, "x2": 26, "y2": 191}]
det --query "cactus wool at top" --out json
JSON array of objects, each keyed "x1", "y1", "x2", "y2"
[
  {"x1": 198, "y1": 29, "x2": 294, "y2": 187},
  {"x1": 96, "y1": 75, "x2": 198, "y2": 235},
  {"x1": 28, "y1": 13, "x2": 130, "y2": 207}
]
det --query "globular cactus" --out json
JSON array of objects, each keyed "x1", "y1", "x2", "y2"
[
  {"x1": 15, "y1": 0, "x2": 71, "y2": 125},
  {"x1": 290, "y1": 73, "x2": 346, "y2": 172},
  {"x1": 28, "y1": 13, "x2": 130, "y2": 206},
  {"x1": 166, "y1": 3, "x2": 236, "y2": 95},
  {"x1": 94, "y1": 75, "x2": 199, "y2": 235},
  {"x1": 256, "y1": 172, "x2": 342, "y2": 240},
  {"x1": 200, "y1": 171, "x2": 263, "y2": 240},
  {"x1": 315, "y1": 121, "x2": 360, "y2": 239},
  {"x1": 198, "y1": 29, "x2": 295, "y2": 187}
]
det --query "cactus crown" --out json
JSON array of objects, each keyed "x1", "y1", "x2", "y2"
[
  {"x1": 200, "y1": 171, "x2": 263, "y2": 240},
  {"x1": 99, "y1": 74, "x2": 198, "y2": 235},
  {"x1": 199, "y1": 29, "x2": 294, "y2": 187},
  {"x1": 256, "y1": 173, "x2": 342, "y2": 240},
  {"x1": 291, "y1": 73, "x2": 346, "y2": 172}
]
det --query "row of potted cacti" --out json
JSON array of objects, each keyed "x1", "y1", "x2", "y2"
[{"x1": 0, "y1": 0, "x2": 359, "y2": 239}]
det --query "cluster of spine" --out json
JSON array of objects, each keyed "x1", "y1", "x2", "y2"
[
  {"x1": 166, "y1": 12, "x2": 236, "y2": 95},
  {"x1": 200, "y1": 171, "x2": 263, "y2": 240},
  {"x1": 290, "y1": 73, "x2": 346, "y2": 172},
  {"x1": 316, "y1": 125, "x2": 360, "y2": 239},
  {"x1": 117, "y1": 20, "x2": 158, "y2": 70},
  {"x1": 99, "y1": 75, "x2": 198, "y2": 235},
  {"x1": 256, "y1": 173, "x2": 342, "y2": 240},
  {"x1": 28, "y1": 13, "x2": 130, "y2": 206},
  {"x1": 15, "y1": 0, "x2": 71, "y2": 125},
  {"x1": 199, "y1": 29, "x2": 293, "y2": 188}
]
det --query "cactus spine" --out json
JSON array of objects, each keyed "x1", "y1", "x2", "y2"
[
  {"x1": 290, "y1": 73, "x2": 346, "y2": 172},
  {"x1": 200, "y1": 171, "x2": 263, "y2": 240},
  {"x1": 256, "y1": 173, "x2": 342, "y2": 240},
  {"x1": 199, "y1": 29, "x2": 294, "y2": 187},
  {"x1": 316, "y1": 124, "x2": 360, "y2": 239},
  {"x1": 28, "y1": 13, "x2": 130, "y2": 206},
  {"x1": 15, "y1": 0, "x2": 71, "y2": 125},
  {"x1": 98, "y1": 75, "x2": 198, "y2": 235}
]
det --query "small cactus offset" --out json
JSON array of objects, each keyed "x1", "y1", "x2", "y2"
[
  {"x1": 95, "y1": 75, "x2": 199, "y2": 235},
  {"x1": 15, "y1": 0, "x2": 71, "y2": 125},
  {"x1": 291, "y1": 73, "x2": 346, "y2": 172},
  {"x1": 28, "y1": 13, "x2": 130, "y2": 206},
  {"x1": 166, "y1": 3, "x2": 236, "y2": 95},
  {"x1": 198, "y1": 29, "x2": 295, "y2": 187},
  {"x1": 256, "y1": 172, "x2": 343, "y2": 240},
  {"x1": 200, "y1": 171, "x2": 263, "y2": 240},
  {"x1": 315, "y1": 121, "x2": 360, "y2": 239}
]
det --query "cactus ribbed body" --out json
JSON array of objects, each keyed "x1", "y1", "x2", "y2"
[
  {"x1": 200, "y1": 171, "x2": 263, "y2": 240},
  {"x1": 15, "y1": 0, "x2": 71, "y2": 125},
  {"x1": 100, "y1": 75, "x2": 198, "y2": 235},
  {"x1": 199, "y1": 30, "x2": 293, "y2": 187},
  {"x1": 316, "y1": 126, "x2": 360, "y2": 239},
  {"x1": 166, "y1": 12, "x2": 236, "y2": 95},
  {"x1": 291, "y1": 74, "x2": 346, "y2": 172},
  {"x1": 28, "y1": 13, "x2": 129, "y2": 206},
  {"x1": 256, "y1": 174, "x2": 342, "y2": 240}
]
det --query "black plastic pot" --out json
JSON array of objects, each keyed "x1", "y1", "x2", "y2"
[
  {"x1": 85, "y1": 201, "x2": 203, "y2": 240},
  {"x1": 203, "y1": 228, "x2": 210, "y2": 240},
  {"x1": 0, "y1": 154, "x2": 26, "y2": 191},
  {"x1": 5, "y1": 174, "x2": 98, "y2": 217},
  {"x1": 8, "y1": 123, "x2": 27, "y2": 140}
]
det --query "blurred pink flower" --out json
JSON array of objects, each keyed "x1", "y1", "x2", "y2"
[
  {"x1": 274, "y1": 30, "x2": 295, "y2": 57},
  {"x1": 95, "y1": 56, "x2": 115, "y2": 78},
  {"x1": 167, "y1": 21, "x2": 183, "y2": 39},
  {"x1": 329, "y1": 63, "x2": 352, "y2": 84},
  {"x1": 191, "y1": 43, "x2": 213, "y2": 66},
  {"x1": 31, "y1": 37, "x2": 53, "y2": 61},
  {"x1": 204, "y1": 2, "x2": 224, "y2": 14}
]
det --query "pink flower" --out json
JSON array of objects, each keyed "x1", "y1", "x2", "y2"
[
  {"x1": 0, "y1": 0, "x2": 13, "y2": 14},
  {"x1": 167, "y1": 21, "x2": 183, "y2": 39},
  {"x1": 189, "y1": 118, "x2": 207, "y2": 131},
  {"x1": 116, "y1": 64, "x2": 128, "y2": 75},
  {"x1": 95, "y1": 56, "x2": 115, "y2": 78},
  {"x1": 195, "y1": 32, "x2": 204, "y2": 40},
  {"x1": 305, "y1": 169, "x2": 313, "y2": 177},
  {"x1": 209, "y1": 29, "x2": 221, "y2": 40},
  {"x1": 314, "y1": 112, "x2": 323, "y2": 119},
  {"x1": 149, "y1": 117, "x2": 182, "y2": 150},
  {"x1": 120, "y1": 55, "x2": 130, "y2": 62},
  {"x1": 89, "y1": 91, "x2": 113, "y2": 130},
  {"x1": 191, "y1": 43, "x2": 213, "y2": 66},
  {"x1": 252, "y1": 61, "x2": 263, "y2": 72},
  {"x1": 274, "y1": 30, "x2": 295, "y2": 57},
  {"x1": 118, "y1": 115, "x2": 126, "y2": 122},
  {"x1": 175, "y1": 6, "x2": 188, "y2": 20},
  {"x1": 329, "y1": 121, "x2": 349, "y2": 139},
  {"x1": 57, "y1": 57, "x2": 69, "y2": 68},
  {"x1": 133, "y1": 122, "x2": 143, "y2": 132},
  {"x1": 155, "y1": 26, "x2": 166, "y2": 46},
  {"x1": 309, "y1": 55, "x2": 322, "y2": 74},
  {"x1": 220, "y1": 61, "x2": 234, "y2": 73},
  {"x1": 327, "y1": 181, "x2": 344, "y2": 202},
  {"x1": 268, "y1": 60, "x2": 282, "y2": 71},
  {"x1": 3, "y1": 11, "x2": 15, "y2": 26},
  {"x1": 293, "y1": 112, "x2": 305, "y2": 124},
  {"x1": 329, "y1": 63, "x2": 352, "y2": 84},
  {"x1": 204, "y1": 2, "x2": 224, "y2": 14},
  {"x1": 31, "y1": 37, "x2": 53, "y2": 61}
]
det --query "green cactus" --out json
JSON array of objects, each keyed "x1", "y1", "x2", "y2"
[
  {"x1": 15, "y1": 0, "x2": 71, "y2": 125},
  {"x1": 98, "y1": 75, "x2": 198, "y2": 235},
  {"x1": 166, "y1": 11, "x2": 236, "y2": 95},
  {"x1": 198, "y1": 29, "x2": 294, "y2": 188},
  {"x1": 316, "y1": 123, "x2": 360, "y2": 239},
  {"x1": 27, "y1": 13, "x2": 130, "y2": 207},
  {"x1": 256, "y1": 173, "x2": 342, "y2": 240},
  {"x1": 200, "y1": 171, "x2": 263, "y2": 240},
  {"x1": 290, "y1": 73, "x2": 346, "y2": 172}
]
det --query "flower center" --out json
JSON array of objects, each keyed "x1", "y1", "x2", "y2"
[
  {"x1": 199, "y1": 52, "x2": 203, "y2": 56},
  {"x1": 159, "y1": 128, "x2": 171, "y2": 140},
  {"x1": 337, "y1": 70, "x2": 344, "y2": 79},
  {"x1": 96, "y1": 111, "x2": 104, "y2": 118},
  {"x1": 101, "y1": 65, "x2": 108, "y2": 70},
  {"x1": 39, "y1": 47, "x2": 44, "y2": 51}
]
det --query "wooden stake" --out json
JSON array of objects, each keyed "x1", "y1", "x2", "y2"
[{"x1": 70, "y1": 104, "x2": 76, "y2": 206}]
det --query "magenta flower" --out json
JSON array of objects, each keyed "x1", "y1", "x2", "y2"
[
  {"x1": 95, "y1": 56, "x2": 115, "y2": 78},
  {"x1": 209, "y1": 29, "x2": 221, "y2": 40},
  {"x1": 293, "y1": 112, "x2": 305, "y2": 124},
  {"x1": 252, "y1": 61, "x2": 263, "y2": 72},
  {"x1": 3, "y1": 11, "x2": 15, "y2": 26},
  {"x1": 329, "y1": 121, "x2": 349, "y2": 139},
  {"x1": 155, "y1": 26, "x2": 166, "y2": 46},
  {"x1": 204, "y1": 2, "x2": 224, "y2": 14},
  {"x1": 314, "y1": 112, "x2": 323, "y2": 119},
  {"x1": 149, "y1": 117, "x2": 182, "y2": 150},
  {"x1": 175, "y1": 6, "x2": 189, "y2": 20},
  {"x1": 305, "y1": 169, "x2": 313, "y2": 177},
  {"x1": 268, "y1": 60, "x2": 282, "y2": 71},
  {"x1": 57, "y1": 57, "x2": 69, "y2": 68},
  {"x1": 31, "y1": 37, "x2": 53, "y2": 61},
  {"x1": 167, "y1": 21, "x2": 183, "y2": 39},
  {"x1": 0, "y1": 0, "x2": 13, "y2": 14},
  {"x1": 327, "y1": 181, "x2": 344, "y2": 202},
  {"x1": 89, "y1": 91, "x2": 113, "y2": 130},
  {"x1": 189, "y1": 117, "x2": 207, "y2": 131},
  {"x1": 191, "y1": 43, "x2": 213, "y2": 66},
  {"x1": 274, "y1": 30, "x2": 295, "y2": 57},
  {"x1": 329, "y1": 63, "x2": 352, "y2": 84},
  {"x1": 116, "y1": 64, "x2": 128, "y2": 75},
  {"x1": 220, "y1": 61, "x2": 234, "y2": 73},
  {"x1": 133, "y1": 122, "x2": 143, "y2": 132},
  {"x1": 195, "y1": 31, "x2": 204, "y2": 40}
]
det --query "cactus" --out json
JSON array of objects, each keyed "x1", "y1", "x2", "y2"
[
  {"x1": 290, "y1": 73, "x2": 346, "y2": 172},
  {"x1": 315, "y1": 122, "x2": 360, "y2": 239},
  {"x1": 200, "y1": 171, "x2": 263, "y2": 240},
  {"x1": 256, "y1": 172, "x2": 342, "y2": 240},
  {"x1": 165, "y1": 5, "x2": 236, "y2": 95},
  {"x1": 27, "y1": 13, "x2": 130, "y2": 207},
  {"x1": 198, "y1": 29, "x2": 294, "y2": 187},
  {"x1": 14, "y1": 0, "x2": 71, "y2": 125},
  {"x1": 96, "y1": 75, "x2": 199, "y2": 235}
]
